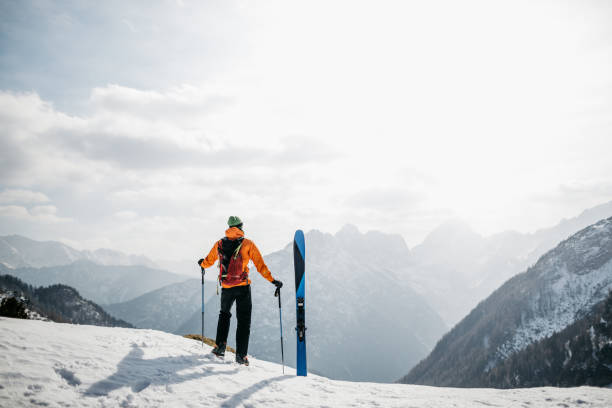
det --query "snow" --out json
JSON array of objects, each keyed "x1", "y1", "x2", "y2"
[
  {"x1": 498, "y1": 268, "x2": 610, "y2": 359},
  {"x1": 496, "y1": 218, "x2": 612, "y2": 361},
  {"x1": 1, "y1": 318, "x2": 611, "y2": 408},
  {"x1": 0, "y1": 290, "x2": 49, "y2": 322}
]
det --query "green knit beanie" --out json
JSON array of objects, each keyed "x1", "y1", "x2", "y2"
[{"x1": 227, "y1": 216, "x2": 243, "y2": 227}]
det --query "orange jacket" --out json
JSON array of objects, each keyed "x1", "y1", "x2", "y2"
[{"x1": 199, "y1": 227, "x2": 274, "y2": 288}]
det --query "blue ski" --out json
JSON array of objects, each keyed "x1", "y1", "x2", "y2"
[{"x1": 293, "y1": 229, "x2": 307, "y2": 376}]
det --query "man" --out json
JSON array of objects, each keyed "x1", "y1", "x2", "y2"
[{"x1": 198, "y1": 216, "x2": 282, "y2": 366}]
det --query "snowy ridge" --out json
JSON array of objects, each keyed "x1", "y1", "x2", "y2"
[
  {"x1": 402, "y1": 217, "x2": 612, "y2": 387},
  {"x1": 497, "y1": 218, "x2": 612, "y2": 362},
  {"x1": 406, "y1": 201, "x2": 612, "y2": 327},
  {"x1": 0, "y1": 235, "x2": 158, "y2": 269},
  {"x1": 1, "y1": 318, "x2": 610, "y2": 408},
  {"x1": 482, "y1": 290, "x2": 612, "y2": 388}
]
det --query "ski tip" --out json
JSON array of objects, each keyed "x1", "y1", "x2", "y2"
[{"x1": 294, "y1": 229, "x2": 305, "y2": 257}]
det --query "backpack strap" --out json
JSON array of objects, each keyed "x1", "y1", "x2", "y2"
[
  {"x1": 217, "y1": 241, "x2": 226, "y2": 282},
  {"x1": 232, "y1": 240, "x2": 244, "y2": 260}
]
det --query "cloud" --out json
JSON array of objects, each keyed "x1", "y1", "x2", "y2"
[
  {"x1": 1, "y1": 0, "x2": 611, "y2": 258},
  {"x1": 121, "y1": 19, "x2": 137, "y2": 33},
  {"x1": 273, "y1": 136, "x2": 339, "y2": 165},
  {"x1": 89, "y1": 84, "x2": 234, "y2": 121},
  {"x1": 0, "y1": 189, "x2": 50, "y2": 204},
  {"x1": 0, "y1": 88, "x2": 343, "y2": 257},
  {"x1": 0, "y1": 1, "x2": 253, "y2": 112},
  {"x1": 559, "y1": 181, "x2": 612, "y2": 198},
  {"x1": 0, "y1": 89, "x2": 339, "y2": 176},
  {"x1": 0, "y1": 91, "x2": 85, "y2": 186},
  {"x1": 48, "y1": 128, "x2": 338, "y2": 171},
  {"x1": 0, "y1": 205, "x2": 28, "y2": 218},
  {"x1": 113, "y1": 210, "x2": 138, "y2": 221},
  {"x1": 49, "y1": 128, "x2": 206, "y2": 170},
  {"x1": 0, "y1": 205, "x2": 71, "y2": 223},
  {"x1": 530, "y1": 181, "x2": 612, "y2": 205},
  {"x1": 345, "y1": 188, "x2": 425, "y2": 212},
  {"x1": 0, "y1": 129, "x2": 27, "y2": 180}
]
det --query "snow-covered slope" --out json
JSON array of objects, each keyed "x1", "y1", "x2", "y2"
[
  {"x1": 484, "y1": 291, "x2": 612, "y2": 388},
  {"x1": 401, "y1": 217, "x2": 612, "y2": 387},
  {"x1": 497, "y1": 217, "x2": 612, "y2": 360},
  {"x1": 1, "y1": 318, "x2": 610, "y2": 408}
]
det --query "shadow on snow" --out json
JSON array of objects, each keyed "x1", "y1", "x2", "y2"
[
  {"x1": 220, "y1": 375, "x2": 292, "y2": 407},
  {"x1": 84, "y1": 344, "x2": 239, "y2": 396}
]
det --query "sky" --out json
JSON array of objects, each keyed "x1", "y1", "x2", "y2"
[{"x1": 0, "y1": 0, "x2": 611, "y2": 260}]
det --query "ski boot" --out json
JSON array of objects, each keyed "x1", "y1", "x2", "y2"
[
  {"x1": 211, "y1": 343, "x2": 226, "y2": 359},
  {"x1": 236, "y1": 355, "x2": 249, "y2": 366}
]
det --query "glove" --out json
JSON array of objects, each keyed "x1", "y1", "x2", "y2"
[
  {"x1": 272, "y1": 279, "x2": 283, "y2": 289},
  {"x1": 197, "y1": 258, "x2": 204, "y2": 267}
]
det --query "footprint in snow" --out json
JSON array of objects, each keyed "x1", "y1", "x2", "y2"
[
  {"x1": 23, "y1": 384, "x2": 44, "y2": 397},
  {"x1": 54, "y1": 367, "x2": 81, "y2": 387}
]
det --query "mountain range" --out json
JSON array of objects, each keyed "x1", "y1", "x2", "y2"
[
  {"x1": 103, "y1": 278, "x2": 217, "y2": 333},
  {"x1": 400, "y1": 217, "x2": 612, "y2": 387},
  {"x1": 1, "y1": 200, "x2": 611, "y2": 384},
  {"x1": 0, "y1": 234, "x2": 157, "y2": 269},
  {"x1": 406, "y1": 201, "x2": 612, "y2": 326},
  {"x1": 0, "y1": 260, "x2": 187, "y2": 305}
]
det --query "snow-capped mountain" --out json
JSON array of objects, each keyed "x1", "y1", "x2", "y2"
[
  {"x1": 0, "y1": 234, "x2": 157, "y2": 269},
  {"x1": 484, "y1": 291, "x2": 612, "y2": 388},
  {"x1": 1, "y1": 318, "x2": 611, "y2": 407},
  {"x1": 407, "y1": 201, "x2": 612, "y2": 326},
  {"x1": 176, "y1": 226, "x2": 447, "y2": 383},
  {"x1": 400, "y1": 217, "x2": 612, "y2": 387},
  {"x1": 0, "y1": 261, "x2": 187, "y2": 305}
]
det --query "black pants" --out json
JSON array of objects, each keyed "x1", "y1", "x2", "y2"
[{"x1": 215, "y1": 285, "x2": 252, "y2": 357}]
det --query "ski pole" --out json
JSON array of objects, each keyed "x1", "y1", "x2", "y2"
[
  {"x1": 201, "y1": 266, "x2": 205, "y2": 348},
  {"x1": 275, "y1": 286, "x2": 285, "y2": 374}
]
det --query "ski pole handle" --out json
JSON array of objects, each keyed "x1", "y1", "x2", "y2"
[{"x1": 274, "y1": 286, "x2": 282, "y2": 308}]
